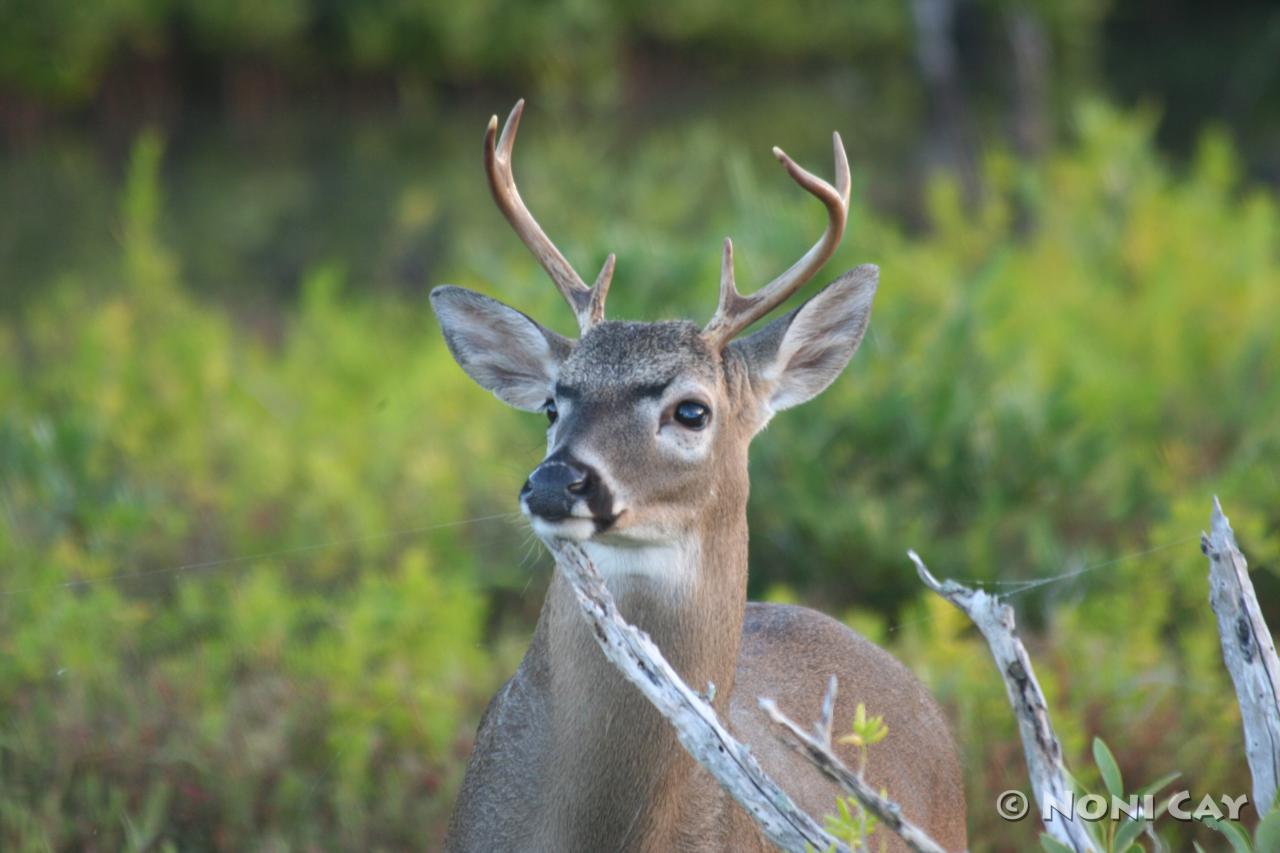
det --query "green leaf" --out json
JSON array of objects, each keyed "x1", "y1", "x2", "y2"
[
  {"x1": 1061, "y1": 766, "x2": 1086, "y2": 795},
  {"x1": 1202, "y1": 816, "x2": 1255, "y2": 853},
  {"x1": 1093, "y1": 737, "x2": 1124, "y2": 798},
  {"x1": 1112, "y1": 818, "x2": 1146, "y2": 853},
  {"x1": 1134, "y1": 771, "x2": 1181, "y2": 798},
  {"x1": 1040, "y1": 834, "x2": 1076, "y2": 853},
  {"x1": 1254, "y1": 809, "x2": 1280, "y2": 852}
]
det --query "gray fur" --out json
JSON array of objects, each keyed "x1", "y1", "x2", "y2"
[
  {"x1": 730, "y1": 264, "x2": 878, "y2": 413},
  {"x1": 561, "y1": 320, "x2": 719, "y2": 393},
  {"x1": 429, "y1": 285, "x2": 573, "y2": 410}
]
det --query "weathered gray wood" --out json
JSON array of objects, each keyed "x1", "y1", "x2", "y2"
[
  {"x1": 910, "y1": 551, "x2": 1096, "y2": 852},
  {"x1": 550, "y1": 541, "x2": 844, "y2": 853},
  {"x1": 760, "y1": 676, "x2": 958, "y2": 853},
  {"x1": 1203, "y1": 497, "x2": 1280, "y2": 815}
]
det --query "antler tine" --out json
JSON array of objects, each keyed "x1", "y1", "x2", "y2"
[
  {"x1": 587, "y1": 253, "x2": 615, "y2": 327},
  {"x1": 484, "y1": 99, "x2": 614, "y2": 332},
  {"x1": 703, "y1": 131, "x2": 852, "y2": 348}
]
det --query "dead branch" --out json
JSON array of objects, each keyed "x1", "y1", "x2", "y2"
[
  {"x1": 760, "y1": 676, "x2": 958, "y2": 853},
  {"x1": 910, "y1": 550, "x2": 1096, "y2": 852},
  {"x1": 1203, "y1": 497, "x2": 1280, "y2": 815},
  {"x1": 550, "y1": 541, "x2": 844, "y2": 853}
]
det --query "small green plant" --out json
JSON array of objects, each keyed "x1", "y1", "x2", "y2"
[
  {"x1": 812, "y1": 703, "x2": 891, "y2": 853},
  {"x1": 1195, "y1": 808, "x2": 1280, "y2": 853},
  {"x1": 1039, "y1": 738, "x2": 1180, "y2": 853}
]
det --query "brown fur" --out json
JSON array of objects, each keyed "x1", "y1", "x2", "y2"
[{"x1": 434, "y1": 273, "x2": 968, "y2": 851}]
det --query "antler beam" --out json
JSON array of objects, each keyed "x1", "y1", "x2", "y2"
[
  {"x1": 703, "y1": 133, "x2": 852, "y2": 348},
  {"x1": 484, "y1": 99, "x2": 614, "y2": 332}
]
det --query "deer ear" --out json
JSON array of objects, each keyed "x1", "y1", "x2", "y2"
[
  {"x1": 729, "y1": 265, "x2": 877, "y2": 414},
  {"x1": 430, "y1": 286, "x2": 572, "y2": 411}
]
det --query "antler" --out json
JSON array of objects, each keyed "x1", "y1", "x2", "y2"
[
  {"x1": 702, "y1": 133, "x2": 851, "y2": 348},
  {"x1": 485, "y1": 99, "x2": 614, "y2": 333}
]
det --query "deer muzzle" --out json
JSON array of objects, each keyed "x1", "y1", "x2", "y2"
[{"x1": 520, "y1": 454, "x2": 616, "y2": 537}]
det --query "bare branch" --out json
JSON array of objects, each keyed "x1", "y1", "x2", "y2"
[
  {"x1": 910, "y1": 550, "x2": 1096, "y2": 852},
  {"x1": 1203, "y1": 497, "x2": 1280, "y2": 815},
  {"x1": 817, "y1": 674, "x2": 838, "y2": 746},
  {"x1": 549, "y1": 541, "x2": 845, "y2": 853},
  {"x1": 760, "y1": 682, "x2": 958, "y2": 853}
]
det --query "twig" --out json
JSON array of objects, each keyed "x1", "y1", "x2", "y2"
[
  {"x1": 759, "y1": 678, "x2": 958, "y2": 853},
  {"x1": 910, "y1": 550, "x2": 1096, "y2": 852},
  {"x1": 550, "y1": 541, "x2": 844, "y2": 853},
  {"x1": 1203, "y1": 497, "x2": 1280, "y2": 815}
]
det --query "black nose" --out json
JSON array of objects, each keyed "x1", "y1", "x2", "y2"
[{"x1": 521, "y1": 459, "x2": 597, "y2": 520}]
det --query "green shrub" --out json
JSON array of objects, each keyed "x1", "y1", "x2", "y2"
[{"x1": 1, "y1": 101, "x2": 1275, "y2": 848}]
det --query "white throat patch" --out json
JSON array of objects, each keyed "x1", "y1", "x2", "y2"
[{"x1": 580, "y1": 538, "x2": 696, "y2": 592}]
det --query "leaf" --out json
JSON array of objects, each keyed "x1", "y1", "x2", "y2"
[
  {"x1": 1040, "y1": 834, "x2": 1076, "y2": 853},
  {"x1": 1061, "y1": 765, "x2": 1086, "y2": 795},
  {"x1": 1254, "y1": 809, "x2": 1280, "y2": 852},
  {"x1": 1093, "y1": 737, "x2": 1124, "y2": 798},
  {"x1": 1134, "y1": 771, "x2": 1181, "y2": 798},
  {"x1": 1201, "y1": 817, "x2": 1254, "y2": 853},
  {"x1": 1113, "y1": 818, "x2": 1146, "y2": 853}
]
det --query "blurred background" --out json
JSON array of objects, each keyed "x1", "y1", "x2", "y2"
[{"x1": 1, "y1": 0, "x2": 1278, "y2": 849}]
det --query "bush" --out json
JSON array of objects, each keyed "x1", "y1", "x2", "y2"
[
  {"x1": 0, "y1": 101, "x2": 1274, "y2": 848},
  {"x1": 0, "y1": 132, "x2": 515, "y2": 848}
]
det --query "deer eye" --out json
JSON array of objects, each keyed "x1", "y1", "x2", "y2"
[
  {"x1": 673, "y1": 401, "x2": 710, "y2": 430},
  {"x1": 545, "y1": 399, "x2": 558, "y2": 425}
]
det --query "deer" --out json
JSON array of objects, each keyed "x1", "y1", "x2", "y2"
[{"x1": 432, "y1": 101, "x2": 968, "y2": 852}]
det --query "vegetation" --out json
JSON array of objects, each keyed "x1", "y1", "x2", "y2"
[
  {"x1": 1035, "y1": 738, "x2": 1181, "y2": 853},
  {"x1": 0, "y1": 0, "x2": 1091, "y2": 103},
  {"x1": 2, "y1": 96, "x2": 1277, "y2": 849},
  {"x1": 819, "y1": 703, "x2": 892, "y2": 852}
]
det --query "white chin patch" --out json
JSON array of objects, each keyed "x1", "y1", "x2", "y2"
[
  {"x1": 529, "y1": 515, "x2": 597, "y2": 543},
  {"x1": 581, "y1": 540, "x2": 693, "y2": 588}
]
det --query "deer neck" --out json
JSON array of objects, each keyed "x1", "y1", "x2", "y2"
[{"x1": 536, "y1": 498, "x2": 750, "y2": 847}]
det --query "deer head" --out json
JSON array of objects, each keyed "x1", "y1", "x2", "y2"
[{"x1": 431, "y1": 101, "x2": 877, "y2": 565}]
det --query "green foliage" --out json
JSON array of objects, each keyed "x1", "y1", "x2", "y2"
[
  {"x1": 1036, "y1": 737, "x2": 1180, "y2": 853},
  {"x1": 815, "y1": 704, "x2": 890, "y2": 853},
  {"x1": 822, "y1": 794, "x2": 883, "y2": 853},
  {"x1": 1093, "y1": 738, "x2": 1123, "y2": 799},
  {"x1": 1199, "y1": 810, "x2": 1280, "y2": 853},
  {"x1": 1039, "y1": 837, "x2": 1076, "y2": 853},
  {"x1": 1, "y1": 100, "x2": 1276, "y2": 848},
  {"x1": 838, "y1": 703, "x2": 890, "y2": 752},
  {"x1": 0, "y1": 0, "x2": 1101, "y2": 106},
  {"x1": 0, "y1": 133, "x2": 518, "y2": 848}
]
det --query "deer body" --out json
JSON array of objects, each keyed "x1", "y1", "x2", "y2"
[{"x1": 435, "y1": 103, "x2": 968, "y2": 852}]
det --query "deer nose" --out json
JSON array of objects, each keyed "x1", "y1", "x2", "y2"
[{"x1": 521, "y1": 460, "x2": 596, "y2": 521}]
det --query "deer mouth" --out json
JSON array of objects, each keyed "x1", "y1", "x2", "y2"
[
  {"x1": 526, "y1": 508, "x2": 622, "y2": 543},
  {"x1": 593, "y1": 510, "x2": 622, "y2": 533}
]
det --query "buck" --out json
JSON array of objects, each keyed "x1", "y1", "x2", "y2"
[{"x1": 433, "y1": 101, "x2": 967, "y2": 852}]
